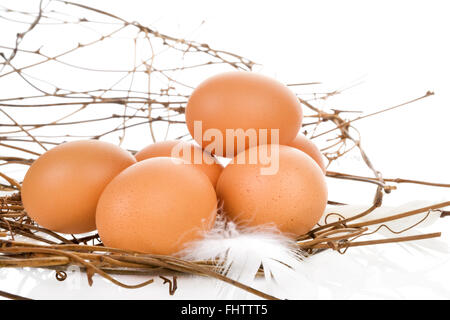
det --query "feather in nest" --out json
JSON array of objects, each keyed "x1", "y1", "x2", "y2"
[{"x1": 180, "y1": 212, "x2": 310, "y2": 299}]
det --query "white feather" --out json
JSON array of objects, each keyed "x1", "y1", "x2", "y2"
[{"x1": 180, "y1": 214, "x2": 307, "y2": 299}]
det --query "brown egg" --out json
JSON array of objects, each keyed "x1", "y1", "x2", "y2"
[
  {"x1": 96, "y1": 157, "x2": 217, "y2": 255},
  {"x1": 185, "y1": 71, "x2": 303, "y2": 157},
  {"x1": 287, "y1": 133, "x2": 327, "y2": 174},
  {"x1": 216, "y1": 145, "x2": 327, "y2": 236},
  {"x1": 135, "y1": 140, "x2": 223, "y2": 187},
  {"x1": 21, "y1": 140, "x2": 136, "y2": 234}
]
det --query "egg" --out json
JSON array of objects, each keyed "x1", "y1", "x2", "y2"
[
  {"x1": 21, "y1": 140, "x2": 136, "y2": 234},
  {"x1": 185, "y1": 71, "x2": 303, "y2": 157},
  {"x1": 287, "y1": 133, "x2": 327, "y2": 174},
  {"x1": 216, "y1": 145, "x2": 327, "y2": 236},
  {"x1": 96, "y1": 157, "x2": 217, "y2": 254},
  {"x1": 134, "y1": 140, "x2": 223, "y2": 187}
]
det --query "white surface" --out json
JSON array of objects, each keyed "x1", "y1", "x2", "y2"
[{"x1": 1, "y1": 0, "x2": 450, "y2": 299}]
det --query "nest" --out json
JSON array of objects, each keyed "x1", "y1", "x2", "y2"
[{"x1": 1, "y1": 1, "x2": 449, "y2": 300}]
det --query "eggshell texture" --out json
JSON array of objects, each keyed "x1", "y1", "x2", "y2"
[
  {"x1": 216, "y1": 145, "x2": 327, "y2": 236},
  {"x1": 96, "y1": 157, "x2": 217, "y2": 255},
  {"x1": 21, "y1": 140, "x2": 136, "y2": 234},
  {"x1": 287, "y1": 133, "x2": 327, "y2": 174},
  {"x1": 185, "y1": 71, "x2": 303, "y2": 157},
  {"x1": 135, "y1": 140, "x2": 223, "y2": 187}
]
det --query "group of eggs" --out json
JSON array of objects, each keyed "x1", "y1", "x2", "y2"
[{"x1": 21, "y1": 72, "x2": 328, "y2": 255}]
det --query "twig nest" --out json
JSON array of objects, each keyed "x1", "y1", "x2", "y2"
[
  {"x1": 21, "y1": 140, "x2": 136, "y2": 234},
  {"x1": 135, "y1": 140, "x2": 223, "y2": 188},
  {"x1": 216, "y1": 145, "x2": 328, "y2": 236},
  {"x1": 96, "y1": 157, "x2": 217, "y2": 254}
]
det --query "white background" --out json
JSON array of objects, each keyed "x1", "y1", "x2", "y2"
[{"x1": 1, "y1": 0, "x2": 450, "y2": 300}]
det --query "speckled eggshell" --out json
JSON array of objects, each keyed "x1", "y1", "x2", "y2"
[
  {"x1": 185, "y1": 71, "x2": 303, "y2": 157},
  {"x1": 21, "y1": 140, "x2": 136, "y2": 234},
  {"x1": 216, "y1": 145, "x2": 328, "y2": 237},
  {"x1": 134, "y1": 140, "x2": 223, "y2": 187},
  {"x1": 287, "y1": 133, "x2": 327, "y2": 174},
  {"x1": 96, "y1": 157, "x2": 217, "y2": 255}
]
